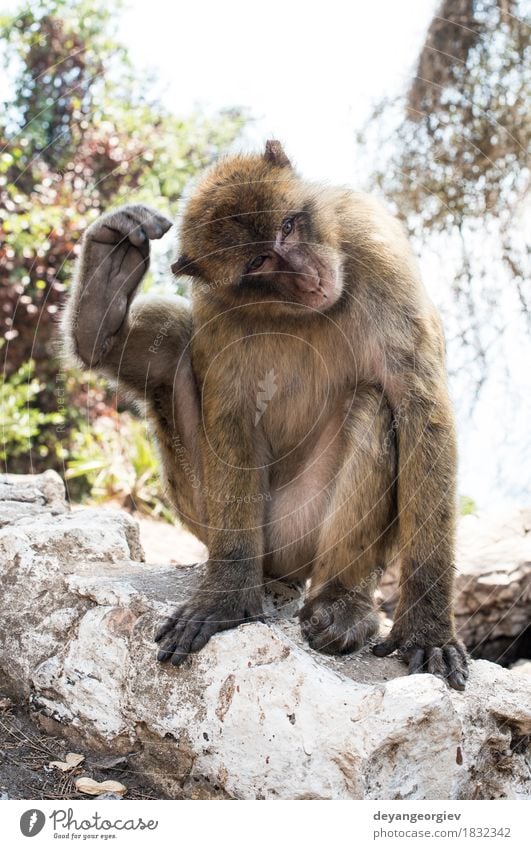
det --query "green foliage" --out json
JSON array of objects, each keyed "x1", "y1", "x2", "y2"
[
  {"x1": 460, "y1": 495, "x2": 477, "y2": 517},
  {"x1": 0, "y1": 358, "x2": 62, "y2": 466},
  {"x1": 0, "y1": 0, "x2": 244, "y2": 382},
  {"x1": 0, "y1": 0, "x2": 244, "y2": 501},
  {"x1": 66, "y1": 413, "x2": 173, "y2": 520},
  {"x1": 1, "y1": 0, "x2": 120, "y2": 169}
]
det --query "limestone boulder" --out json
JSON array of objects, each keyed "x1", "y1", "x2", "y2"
[
  {"x1": 0, "y1": 478, "x2": 529, "y2": 799},
  {"x1": 0, "y1": 470, "x2": 67, "y2": 527}
]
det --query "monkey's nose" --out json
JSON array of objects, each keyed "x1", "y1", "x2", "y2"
[{"x1": 294, "y1": 270, "x2": 321, "y2": 293}]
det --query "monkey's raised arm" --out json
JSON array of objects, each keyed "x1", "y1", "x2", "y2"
[{"x1": 62, "y1": 203, "x2": 184, "y2": 389}]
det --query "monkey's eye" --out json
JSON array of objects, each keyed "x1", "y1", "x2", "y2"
[
  {"x1": 247, "y1": 255, "x2": 267, "y2": 272},
  {"x1": 281, "y1": 218, "x2": 295, "y2": 237}
]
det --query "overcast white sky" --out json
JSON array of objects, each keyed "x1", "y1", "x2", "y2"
[{"x1": 120, "y1": 0, "x2": 438, "y2": 182}]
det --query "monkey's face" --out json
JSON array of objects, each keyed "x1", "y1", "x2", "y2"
[
  {"x1": 172, "y1": 142, "x2": 344, "y2": 317},
  {"x1": 235, "y1": 209, "x2": 343, "y2": 313}
]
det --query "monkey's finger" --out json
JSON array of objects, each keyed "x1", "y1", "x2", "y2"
[
  {"x1": 307, "y1": 626, "x2": 344, "y2": 654},
  {"x1": 157, "y1": 639, "x2": 179, "y2": 662},
  {"x1": 298, "y1": 605, "x2": 312, "y2": 633},
  {"x1": 154, "y1": 621, "x2": 172, "y2": 643},
  {"x1": 426, "y1": 647, "x2": 446, "y2": 678},
  {"x1": 154, "y1": 608, "x2": 186, "y2": 643},
  {"x1": 302, "y1": 610, "x2": 330, "y2": 637},
  {"x1": 156, "y1": 623, "x2": 187, "y2": 652},
  {"x1": 446, "y1": 668, "x2": 466, "y2": 691},
  {"x1": 116, "y1": 242, "x2": 150, "y2": 289},
  {"x1": 372, "y1": 637, "x2": 398, "y2": 657},
  {"x1": 452, "y1": 641, "x2": 470, "y2": 676},
  {"x1": 140, "y1": 214, "x2": 173, "y2": 241},
  {"x1": 299, "y1": 601, "x2": 332, "y2": 634},
  {"x1": 169, "y1": 619, "x2": 206, "y2": 666},
  {"x1": 407, "y1": 648, "x2": 426, "y2": 675},
  {"x1": 189, "y1": 618, "x2": 224, "y2": 653},
  {"x1": 127, "y1": 227, "x2": 148, "y2": 249},
  {"x1": 156, "y1": 614, "x2": 191, "y2": 660},
  {"x1": 89, "y1": 215, "x2": 149, "y2": 249},
  {"x1": 443, "y1": 645, "x2": 462, "y2": 670},
  {"x1": 444, "y1": 646, "x2": 468, "y2": 689},
  {"x1": 123, "y1": 205, "x2": 173, "y2": 240}
]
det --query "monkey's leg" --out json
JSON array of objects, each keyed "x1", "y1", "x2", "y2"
[
  {"x1": 155, "y1": 402, "x2": 265, "y2": 666},
  {"x1": 372, "y1": 380, "x2": 469, "y2": 691},
  {"x1": 300, "y1": 386, "x2": 397, "y2": 654}
]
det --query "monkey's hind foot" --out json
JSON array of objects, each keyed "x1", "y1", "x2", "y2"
[
  {"x1": 299, "y1": 583, "x2": 378, "y2": 655},
  {"x1": 373, "y1": 629, "x2": 469, "y2": 691}
]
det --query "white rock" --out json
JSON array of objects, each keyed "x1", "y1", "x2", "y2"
[
  {"x1": 0, "y1": 477, "x2": 529, "y2": 800},
  {"x1": 454, "y1": 510, "x2": 531, "y2": 660},
  {"x1": 0, "y1": 506, "x2": 144, "y2": 693},
  {"x1": 510, "y1": 660, "x2": 531, "y2": 679},
  {"x1": 0, "y1": 470, "x2": 67, "y2": 527}
]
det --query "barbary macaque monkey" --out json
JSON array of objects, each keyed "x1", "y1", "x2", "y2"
[{"x1": 63, "y1": 140, "x2": 468, "y2": 689}]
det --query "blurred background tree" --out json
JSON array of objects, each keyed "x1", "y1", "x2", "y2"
[
  {"x1": 1, "y1": 0, "x2": 529, "y2": 511},
  {"x1": 0, "y1": 0, "x2": 244, "y2": 510},
  {"x1": 357, "y1": 0, "x2": 530, "y2": 398}
]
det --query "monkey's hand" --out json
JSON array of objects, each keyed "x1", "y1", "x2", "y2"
[
  {"x1": 73, "y1": 204, "x2": 172, "y2": 366},
  {"x1": 373, "y1": 620, "x2": 469, "y2": 691},
  {"x1": 154, "y1": 578, "x2": 264, "y2": 666}
]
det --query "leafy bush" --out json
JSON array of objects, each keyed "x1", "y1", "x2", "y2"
[
  {"x1": 66, "y1": 413, "x2": 173, "y2": 520},
  {"x1": 0, "y1": 358, "x2": 62, "y2": 466},
  {"x1": 0, "y1": 0, "x2": 244, "y2": 496}
]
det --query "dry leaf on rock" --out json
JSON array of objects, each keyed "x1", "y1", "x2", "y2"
[
  {"x1": 49, "y1": 752, "x2": 85, "y2": 772},
  {"x1": 75, "y1": 777, "x2": 127, "y2": 796}
]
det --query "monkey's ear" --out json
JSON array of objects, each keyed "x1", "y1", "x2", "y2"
[
  {"x1": 171, "y1": 255, "x2": 200, "y2": 278},
  {"x1": 264, "y1": 139, "x2": 291, "y2": 169}
]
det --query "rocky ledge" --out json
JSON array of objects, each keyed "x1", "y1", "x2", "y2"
[{"x1": 0, "y1": 472, "x2": 529, "y2": 800}]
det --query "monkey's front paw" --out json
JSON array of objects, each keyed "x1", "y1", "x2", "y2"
[
  {"x1": 74, "y1": 205, "x2": 173, "y2": 365},
  {"x1": 86, "y1": 203, "x2": 173, "y2": 249},
  {"x1": 373, "y1": 630, "x2": 469, "y2": 691},
  {"x1": 154, "y1": 590, "x2": 264, "y2": 667},
  {"x1": 299, "y1": 587, "x2": 378, "y2": 655}
]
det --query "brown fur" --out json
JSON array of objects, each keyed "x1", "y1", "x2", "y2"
[{"x1": 62, "y1": 144, "x2": 468, "y2": 688}]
